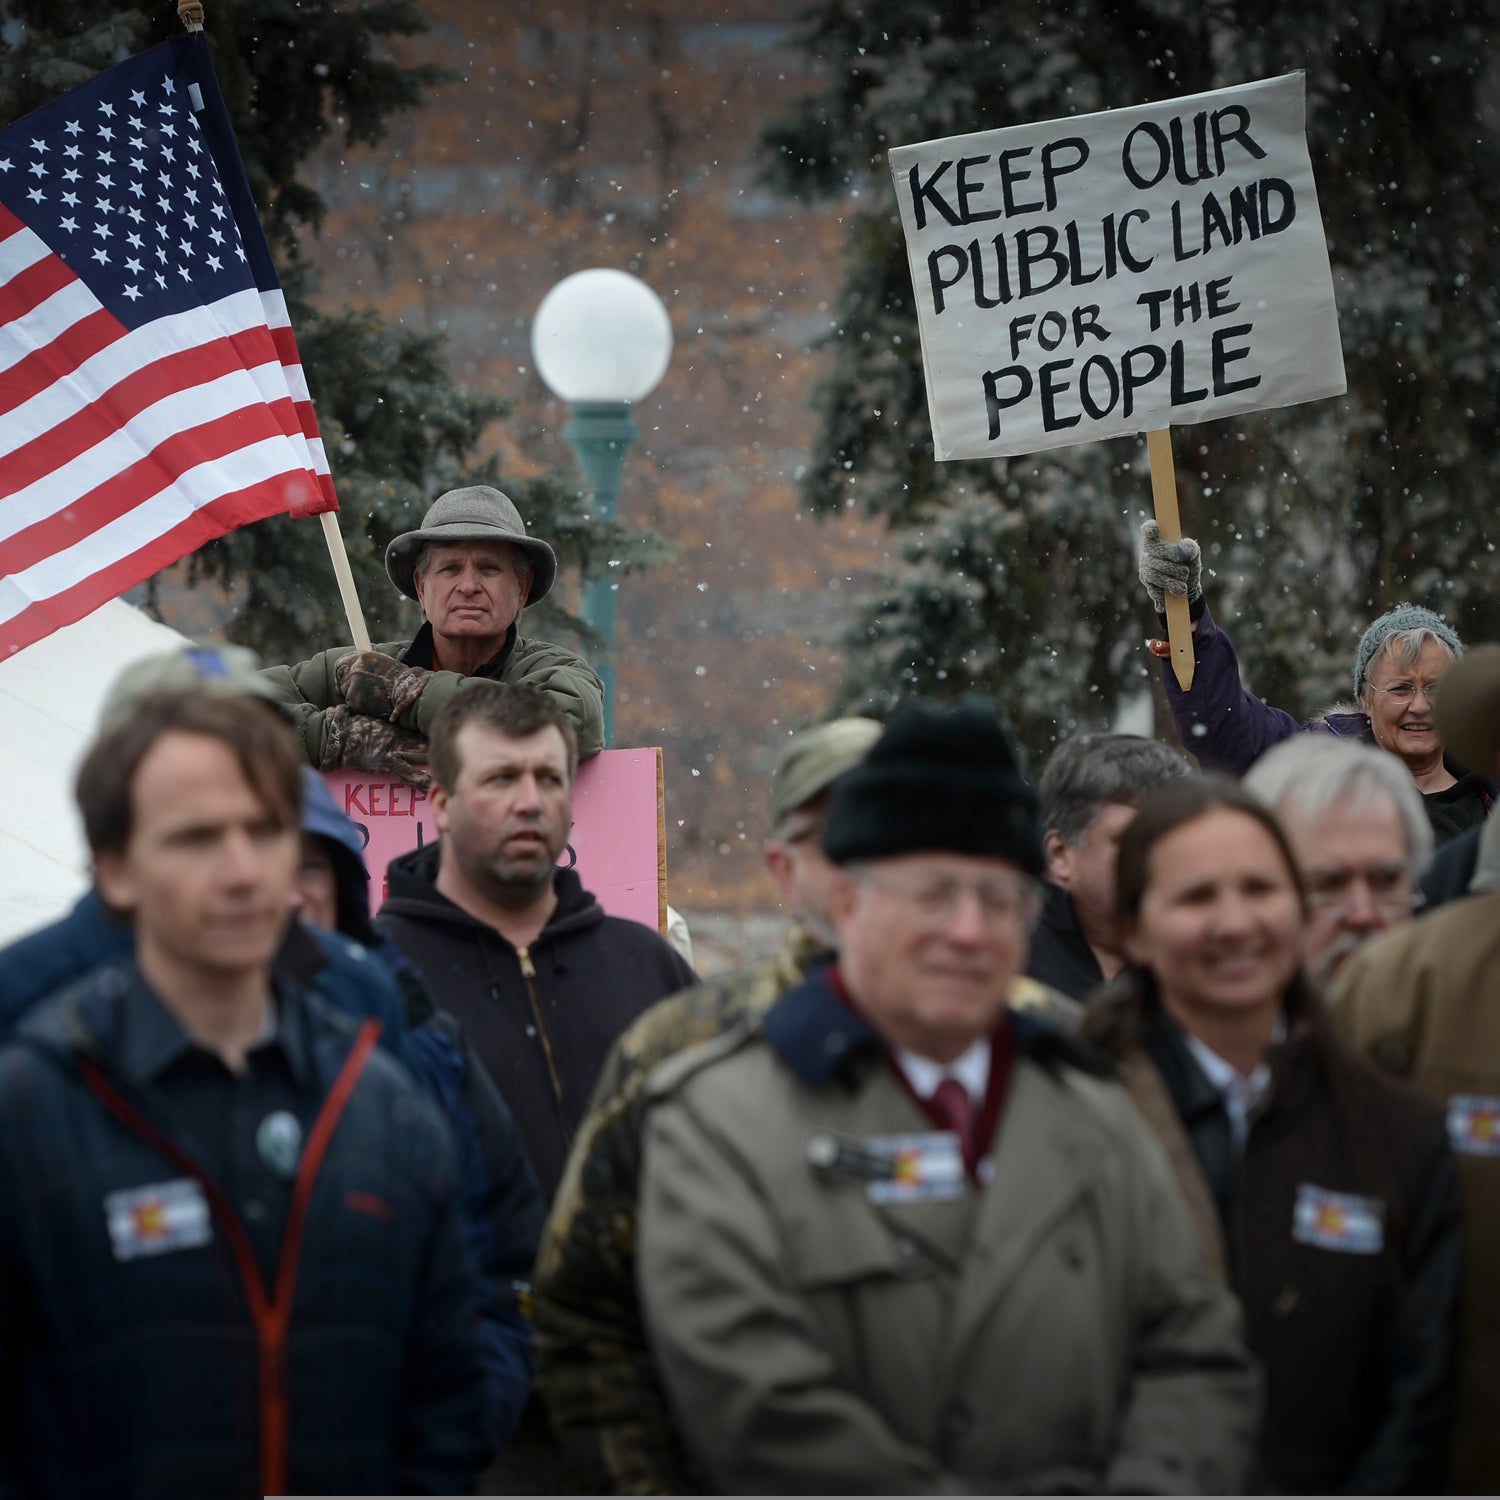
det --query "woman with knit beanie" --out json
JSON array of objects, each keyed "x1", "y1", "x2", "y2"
[{"x1": 1138, "y1": 522, "x2": 1490, "y2": 844}]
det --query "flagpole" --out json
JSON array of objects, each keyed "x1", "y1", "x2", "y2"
[{"x1": 320, "y1": 513, "x2": 373, "y2": 652}]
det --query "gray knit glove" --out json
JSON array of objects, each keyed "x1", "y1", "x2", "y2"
[
  {"x1": 1138, "y1": 519, "x2": 1202, "y2": 613},
  {"x1": 334, "y1": 650, "x2": 432, "y2": 722}
]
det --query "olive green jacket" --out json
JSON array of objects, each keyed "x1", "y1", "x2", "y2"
[
  {"x1": 636, "y1": 982, "x2": 1257, "y2": 1494},
  {"x1": 260, "y1": 628, "x2": 605, "y2": 765}
]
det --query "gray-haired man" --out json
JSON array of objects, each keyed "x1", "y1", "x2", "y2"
[
  {"x1": 262, "y1": 486, "x2": 604, "y2": 781},
  {"x1": 1028, "y1": 732, "x2": 1191, "y2": 999},
  {"x1": 1244, "y1": 735, "x2": 1431, "y2": 985}
]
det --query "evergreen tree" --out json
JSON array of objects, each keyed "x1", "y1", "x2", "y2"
[
  {"x1": 760, "y1": 0, "x2": 1500, "y2": 760},
  {"x1": 0, "y1": 0, "x2": 668, "y2": 661}
]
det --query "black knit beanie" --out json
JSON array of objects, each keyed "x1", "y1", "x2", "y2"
[{"x1": 821, "y1": 696, "x2": 1044, "y2": 875}]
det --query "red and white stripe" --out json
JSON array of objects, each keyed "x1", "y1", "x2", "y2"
[{"x1": 0, "y1": 204, "x2": 337, "y2": 660}]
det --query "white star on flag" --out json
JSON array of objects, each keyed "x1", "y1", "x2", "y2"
[{"x1": 0, "y1": 34, "x2": 338, "y2": 659}]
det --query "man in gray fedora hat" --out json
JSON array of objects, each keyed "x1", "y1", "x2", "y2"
[{"x1": 262, "y1": 486, "x2": 604, "y2": 781}]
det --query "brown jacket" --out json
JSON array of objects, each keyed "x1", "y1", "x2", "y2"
[
  {"x1": 1330, "y1": 891, "x2": 1500, "y2": 1493},
  {"x1": 636, "y1": 968, "x2": 1257, "y2": 1494}
]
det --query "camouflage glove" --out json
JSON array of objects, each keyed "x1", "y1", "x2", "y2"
[
  {"x1": 334, "y1": 650, "x2": 432, "y2": 722},
  {"x1": 1138, "y1": 518, "x2": 1202, "y2": 613},
  {"x1": 319, "y1": 706, "x2": 431, "y2": 788}
]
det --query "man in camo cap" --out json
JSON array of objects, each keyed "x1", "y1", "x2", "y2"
[{"x1": 532, "y1": 715, "x2": 882, "y2": 1494}]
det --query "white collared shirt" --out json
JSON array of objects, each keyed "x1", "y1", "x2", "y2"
[
  {"x1": 1183, "y1": 1031, "x2": 1273, "y2": 1152},
  {"x1": 255, "y1": 995, "x2": 278, "y2": 1046},
  {"x1": 894, "y1": 1036, "x2": 991, "y2": 1110}
]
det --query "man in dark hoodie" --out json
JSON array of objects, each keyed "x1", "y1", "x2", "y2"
[
  {"x1": 377, "y1": 681, "x2": 696, "y2": 1206},
  {"x1": 297, "y1": 775, "x2": 545, "y2": 1454}
]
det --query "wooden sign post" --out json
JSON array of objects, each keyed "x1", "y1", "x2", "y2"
[{"x1": 1146, "y1": 429, "x2": 1194, "y2": 690}]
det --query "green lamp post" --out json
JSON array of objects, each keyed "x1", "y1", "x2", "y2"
[{"x1": 532, "y1": 269, "x2": 673, "y2": 748}]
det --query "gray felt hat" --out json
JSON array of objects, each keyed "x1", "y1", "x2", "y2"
[{"x1": 385, "y1": 486, "x2": 557, "y2": 605}]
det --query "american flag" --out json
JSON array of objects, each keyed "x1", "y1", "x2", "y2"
[{"x1": 0, "y1": 33, "x2": 338, "y2": 660}]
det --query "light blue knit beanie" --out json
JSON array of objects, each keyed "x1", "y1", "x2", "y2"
[{"x1": 1353, "y1": 604, "x2": 1463, "y2": 698}]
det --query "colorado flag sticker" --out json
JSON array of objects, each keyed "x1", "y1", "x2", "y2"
[
  {"x1": 105, "y1": 1178, "x2": 212, "y2": 1262},
  {"x1": 1447, "y1": 1096, "x2": 1500, "y2": 1157},
  {"x1": 1292, "y1": 1182, "x2": 1384, "y2": 1255}
]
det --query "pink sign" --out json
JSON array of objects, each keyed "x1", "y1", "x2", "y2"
[{"x1": 322, "y1": 747, "x2": 666, "y2": 931}]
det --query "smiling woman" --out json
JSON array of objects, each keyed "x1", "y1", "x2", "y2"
[
  {"x1": 1138, "y1": 523, "x2": 1490, "y2": 844},
  {"x1": 1082, "y1": 774, "x2": 1463, "y2": 1493}
]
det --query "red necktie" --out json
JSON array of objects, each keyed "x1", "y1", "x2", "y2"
[{"x1": 929, "y1": 1077, "x2": 975, "y2": 1164}]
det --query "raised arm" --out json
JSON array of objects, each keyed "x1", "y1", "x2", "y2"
[{"x1": 1139, "y1": 521, "x2": 1302, "y2": 774}]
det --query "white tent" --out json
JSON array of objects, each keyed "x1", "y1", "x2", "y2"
[{"x1": 0, "y1": 601, "x2": 190, "y2": 945}]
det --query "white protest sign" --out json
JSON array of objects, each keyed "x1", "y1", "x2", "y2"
[{"x1": 889, "y1": 72, "x2": 1346, "y2": 459}]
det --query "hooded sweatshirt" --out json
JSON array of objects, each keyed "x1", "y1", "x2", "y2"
[
  {"x1": 378, "y1": 843, "x2": 696, "y2": 1202},
  {"x1": 300, "y1": 771, "x2": 544, "y2": 1451}
]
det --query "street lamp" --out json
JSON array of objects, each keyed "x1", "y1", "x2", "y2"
[{"x1": 532, "y1": 268, "x2": 673, "y2": 748}]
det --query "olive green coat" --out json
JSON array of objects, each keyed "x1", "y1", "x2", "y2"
[
  {"x1": 636, "y1": 1003, "x2": 1258, "y2": 1494},
  {"x1": 260, "y1": 631, "x2": 605, "y2": 764},
  {"x1": 535, "y1": 923, "x2": 821, "y2": 1494}
]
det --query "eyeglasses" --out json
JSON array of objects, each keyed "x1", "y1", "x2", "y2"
[
  {"x1": 854, "y1": 867, "x2": 1042, "y2": 930},
  {"x1": 1304, "y1": 862, "x2": 1414, "y2": 917},
  {"x1": 1364, "y1": 678, "x2": 1442, "y2": 703}
]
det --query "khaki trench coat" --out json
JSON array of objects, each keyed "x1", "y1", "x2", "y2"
[{"x1": 636, "y1": 987, "x2": 1258, "y2": 1495}]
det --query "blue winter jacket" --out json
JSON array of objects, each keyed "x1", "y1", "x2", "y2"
[
  {"x1": 0, "y1": 884, "x2": 539, "y2": 1451},
  {"x1": 0, "y1": 887, "x2": 410, "y2": 1055},
  {"x1": 0, "y1": 963, "x2": 487, "y2": 1498}
]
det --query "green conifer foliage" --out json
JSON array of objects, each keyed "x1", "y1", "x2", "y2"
[
  {"x1": 760, "y1": 0, "x2": 1500, "y2": 758},
  {"x1": 0, "y1": 0, "x2": 667, "y2": 660}
]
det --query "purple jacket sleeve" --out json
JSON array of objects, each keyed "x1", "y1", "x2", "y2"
[{"x1": 1161, "y1": 600, "x2": 1303, "y2": 776}]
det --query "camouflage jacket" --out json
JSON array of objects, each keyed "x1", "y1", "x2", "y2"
[
  {"x1": 533, "y1": 921, "x2": 821, "y2": 1494},
  {"x1": 532, "y1": 924, "x2": 1079, "y2": 1494},
  {"x1": 260, "y1": 624, "x2": 605, "y2": 765}
]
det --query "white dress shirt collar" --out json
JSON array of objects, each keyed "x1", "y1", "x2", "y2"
[{"x1": 895, "y1": 1035, "x2": 991, "y2": 1108}]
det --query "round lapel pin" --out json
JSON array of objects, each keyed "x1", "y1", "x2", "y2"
[{"x1": 256, "y1": 1110, "x2": 303, "y2": 1179}]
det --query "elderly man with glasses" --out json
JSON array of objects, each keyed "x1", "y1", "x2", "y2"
[
  {"x1": 1242, "y1": 735, "x2": 1431, "y2": 986},
  {"x1": 631, "y1": 696, "x2": 1257, "y2": 1495}
]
